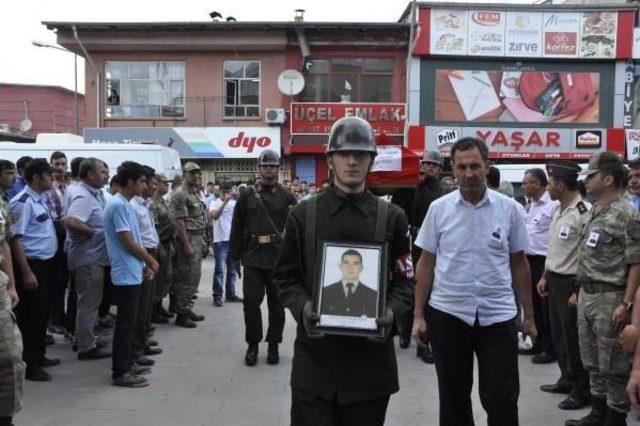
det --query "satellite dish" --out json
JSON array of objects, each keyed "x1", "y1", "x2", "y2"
[
  {"x1": 277, "y1": 69, "x2": 305, "y2": 96},
  {"x1": 19, "y1": 119, "x2": 32, "y2": 134}
]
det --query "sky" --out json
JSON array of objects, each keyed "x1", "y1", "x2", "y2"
[{"x1": 1, "y1": 0, "x2": 533, "y2": 94}]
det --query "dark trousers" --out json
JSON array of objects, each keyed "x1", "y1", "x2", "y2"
[
  {"x1": 48, "y1": 236, "x2": 68, "y2": 328},
  {"x1": 112, "y1": 284, "x2": 140, "y2": 379},
  {"x1": 14, "y1": 257, "x2": 54, "y2": 369},
  {"x1": 427, "y1": 306, "x2": 519, "y2": 426},
  {"x1": 291, "y1": 388, "x2": 390, "y2": 426},
  {"x1": 132, "y1": 249, "x2": 157, "y2": 358},
  {"x1": 527, "y1": 255, "x2": 554, "y2": 355},
  {"x1": 243, "y1": 266, "x2": 284, "y2": 344},
  {"x1": 65, "y1": 278, "x2": 77, "y2": 334},
  {"x1": 547, "y1": 272, "x2": 590, "y2": 396},
  {"x1": 99, "y1": 266, "x2": 114, "y2": 318}
]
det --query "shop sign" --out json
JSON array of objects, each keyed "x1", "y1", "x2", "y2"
[
  {"x1": 543, "y1": 13, "x2": 580, "y2": 58},
  {"x1": 85, "y1": 127, "x2": 281, "y2": 159},
  {"x1": 290, "y1": 103, "x2": 405, "y2": 135},
  {"x1": 505, "y1": 12, "x2": 543, "y2": 57},
  {"x1": 575, "y1": 130, "x2": 602, "y2": 149},
  {"x1": 436, "y1": 128, "x2": 459, "y2": 149},
  {"x1": 579, "y1": 12, "x2": 617, "y2": 59},
  {"x1": 424, "y1": 126, "x2": 607, "y2": 159},
  {"x1": 624, "y1": 61, "x2": 635, "y2": 128},
  {"x1": 468, "y1": 11, "x2": 505, "y2": 56}
]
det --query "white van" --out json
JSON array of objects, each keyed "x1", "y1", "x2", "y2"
[{"x1": 0, "y1": 142, "x2": 182, "y2": 179}]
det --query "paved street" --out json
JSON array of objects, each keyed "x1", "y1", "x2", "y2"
[{"x1": 15, "y1": 258, "x2": 640, "y2": 426}]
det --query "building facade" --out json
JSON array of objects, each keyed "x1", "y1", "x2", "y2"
[{"x1": 45, "y1": 18, "x2": 409, "y2": 185}]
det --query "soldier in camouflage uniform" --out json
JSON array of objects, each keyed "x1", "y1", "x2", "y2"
[
  {"x1": 566, "y1": 152, "x2": 640, "y2": 426},
  {"x1": 170, "y1": 163, "x2": 206, "y2": 328},
  {"x1": 0, "y1": 159, "x2": 25, "y2": 426},
  {"x1": 150, "y1": 173, "x2": 176, "y2": 324}
]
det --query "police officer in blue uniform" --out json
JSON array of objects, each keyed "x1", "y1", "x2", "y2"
[{"x1": 9, "y1": 159, "x2": 59, "y2": 382}]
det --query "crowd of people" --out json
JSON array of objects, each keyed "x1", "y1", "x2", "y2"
[{"x1": 4, "y1": 115, "x2": 640, "y2": 426}]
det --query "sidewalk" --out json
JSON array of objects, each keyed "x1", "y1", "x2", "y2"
[{"x1": 16, "y1": 258, "x2": 640, "y2": 425}]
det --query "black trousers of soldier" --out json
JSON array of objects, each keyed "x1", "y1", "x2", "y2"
[
  {"x1": 48, "y1": 236, "x2": 69, "y2": 329},
  {"x1": 14, "y1": 257, "x2": 55, "y2": 369},
  {"x1": 547, "y1": 272, "x2": 590, "y2": 397},
  {"x1": 291, "y1": 388, "x2": 390, "y2": 426},
  {"x1": 243, "y1": 266, "x2": 284, "y2": 344},
  {"x1": 527, "y1": 255, "x2": 554, "y2": 356},
  {"x1": 427, "y1": 306, "x2": 519, "y2": 426}
]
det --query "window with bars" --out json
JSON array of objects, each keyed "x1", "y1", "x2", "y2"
[
  {"x1": 298, "y1": 58, "x2": 394, "y2": 103},
  {"x1": 224, "y1": 61, "x2": 260, "y2": 118},
  {"x1": 105, "y1": 61, "x2": 185, "y2": 119}
]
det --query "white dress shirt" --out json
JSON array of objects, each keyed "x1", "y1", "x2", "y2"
[
  {"x1": 130, "y1": 196, "x2": 159, "y2": 249},
  {"x1": 524, "y1": 191, "x2": 559, "y2": 256},
  {"x1": 415, "y1": 188, "x2": 530, "y2": 326}
]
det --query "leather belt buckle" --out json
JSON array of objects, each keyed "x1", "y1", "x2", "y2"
[{"x1": 258, "y1": 235, "x2": 271, "y2": 244}]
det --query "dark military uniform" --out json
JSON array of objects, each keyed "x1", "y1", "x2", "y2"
[
  {"x1": 576, "y1": 196, "x2": 640, "y2": 414},
  {"x1": 274, "y1": 186, "x2": 414, "y2": 424},
  {"x1": 170, "y1": 184, "x2": 206, "y2": 314},
  {"x1": 0, "y1": 192, "x2": 24, "y2": 418},
  {"x1": 230, "y1": 183, "x2": 296, "y2": 345},
  {"x1": 151, "y1": 193, "x2": 175, "y2": 305}
]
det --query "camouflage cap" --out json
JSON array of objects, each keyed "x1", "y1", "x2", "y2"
[
  {"x1": 183, "y1": 162, "x2": 201, "y2": 173},
  {"x1": 579, "y1": 152, "x2": 621, "y2": 177}
]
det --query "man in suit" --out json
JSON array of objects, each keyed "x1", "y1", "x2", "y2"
[{"x1": 321, "y1": 249, "x2": 377, "y2": 318}]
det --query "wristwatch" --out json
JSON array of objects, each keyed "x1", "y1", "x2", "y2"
[{"x1": 622, "y1": 299, "x2": 634, "y2": 312}]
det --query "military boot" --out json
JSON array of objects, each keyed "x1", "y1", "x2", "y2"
[
  {"x1": 603, "y1": 409, "x2": 627, "y2": 426},
  {"x1": 151, "y1": 303, "x2": 169, "y2": 324},
  {"x1": 175, "y1": 313, "x2": 196, "y2": 329},
  {"x1": 267, "y1": 343, "x2": 279, "y2": 365},
  {"x1": 157, "y1": 302, "x2": 174, "y2": 319},
  {"x1": 565, "y1": 395, "x2": 607, "y2": 426},
  {"x1": 245, "y1": 344, "x2": 258, "y2": 366}
]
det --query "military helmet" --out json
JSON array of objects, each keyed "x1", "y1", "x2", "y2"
[
  {"x1": 422, "y1": 150, "x2": 444, "y2": 167},
  {"x1": 326, "y1": 117, "x2": 376, "y2": 156},
  {"x1": 258, "y1": 149, "x2": 280, "y2": 166}
]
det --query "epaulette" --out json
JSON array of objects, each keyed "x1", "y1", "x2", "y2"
[
  {"x1": 18, "y1": 193, "x2": 29, "y2": 203},
  {"x1": 577, "y1": 201, "x2": 588, "y2": 215}
]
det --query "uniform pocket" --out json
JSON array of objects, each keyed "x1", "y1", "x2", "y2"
[{"x1": 599, "y1": 336, "x2": 631, "y2": 377}]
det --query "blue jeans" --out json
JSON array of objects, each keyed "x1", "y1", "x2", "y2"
[{"x1": 212, "y1": 241, "x2": 237, "y2": 300}]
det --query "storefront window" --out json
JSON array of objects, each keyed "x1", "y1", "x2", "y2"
[
  {"x1": 299, "y1": 58, "x2": 394, "y2": 103},
  {"x1": 105, "y1": 61, "x2": 185, "y2": 119},
  {"x1": 224, "y1": 60, "x2": 260, "y2": 118}
]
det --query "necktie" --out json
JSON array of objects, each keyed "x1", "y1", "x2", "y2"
[{"x1": 346, "y1": 283, "x2": 354, "y2": 298}]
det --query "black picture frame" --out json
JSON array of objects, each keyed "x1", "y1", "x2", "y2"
[{"x1": 311, "y1": 240, "x2": 389, "y2": 338}]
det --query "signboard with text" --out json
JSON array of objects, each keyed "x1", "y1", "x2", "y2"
[
  {"x1": 84, "y1": 127, "x2": 281, "y2": 159},
  {"x1": 290, "y1": 103, "x2": 406, "y2": 135},
  {"x1": 424, "y1": 8, "x2": 623, "y2": 59}
]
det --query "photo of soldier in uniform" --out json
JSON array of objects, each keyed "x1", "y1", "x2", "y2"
[{"x1": 316, "y1": 243, "x2": 384, "y2": 332}]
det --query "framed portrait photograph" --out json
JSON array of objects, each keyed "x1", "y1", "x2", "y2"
[{"x1": 311, "y1": 240, "x2": 389, "y2": 338}]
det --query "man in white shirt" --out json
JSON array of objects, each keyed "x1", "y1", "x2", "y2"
[
  {"x1": 412, "y1": 137, "x2": 537, "y2": 425},
  {"x1": 522, "y1": 168, "x2": 560, "y2": 364},
  {"x1": 209, "y1": 181, "x2": 240, "y2": 306}
]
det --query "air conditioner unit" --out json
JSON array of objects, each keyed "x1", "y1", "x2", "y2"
[
  {"x1": 0, "y1": 124, "x2": 10, "y2": 133},
  {"x1": 265, "y1": 108, "x2": 286, "y2": 124}
]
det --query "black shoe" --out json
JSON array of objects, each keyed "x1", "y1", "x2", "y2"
[
  {"x1": 146, "y1": 338, "x2": 159, "y2": 347},
  {"x1": 225, "y1": 295, "x2": 243, "y2": 303},
  {"x1": 26, "y1": 367, "x2": 52, "y2": 382},
  {"x1": 135, "y1": 356, "x2": 155, "y2": 366},
  {"x1": 45, "y1": 333, "x2": 55, "y2": 346},
  {"x1": 157, "y1": 303, "x2": 174, "y2": 319},
  {"x1": 188, "y1": 310, "x2": 205, "y2": 322},
  {"x1": 148, "y1": 324, "x2": 156, "y2": 332},
  {"x1": 267, "y1": 343, "x2": 279, "y2": 365},
  {"x1": 532, "y1": 352, "x2": 556, "y2": 364},
  {"x1": 399, "y1": 335, "x2": 410, "y2": 349},
  {"x1": 559, "y1": 394, "x2": 591, "y2": 410},
  {"x1": 144, "y1": 346, "x2": 162, "y2": 356},
  {"x1": 213, "y1": 299, "x2": 223, "y2": 307},
  {"x1": 245, "y1": 344, "x2": 258, "y2": 366},
  {"x1": 518, "y1": 347, "x2": 542, "y2": 355},
  {"x1": 111, "y1": 372, "x2": 148, "y2": 388},
  {"x1": 540, "y1": 381, "x2": 572, "y2": 394},
  {"x1": 565, "y1": 395, "x2": 607, "y2": 426},
  {"x1": 603, "y1": 409, "x2": 627, "y2": 426},
  {"x1": 191, "y1": 294, "x2": 198, "y2": 301},
  {"x1": 151, "y1": 312, "x2": 169, "y2": 324},
  {"x1": 175, "y1": 314, "x2": 196, "y2": 328},
  {"x1": 48, "y1": 325, "x2": 67, "y2": 335},
  {"x1": 78, "y1": 347, "x2": 112, "y2": 360},
  {"x1": 417, "y1": 345, "x2": 434, "y2": 364},
  {"x1": 42, "y1": 357, "x2": 61, "y2": 368}
]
